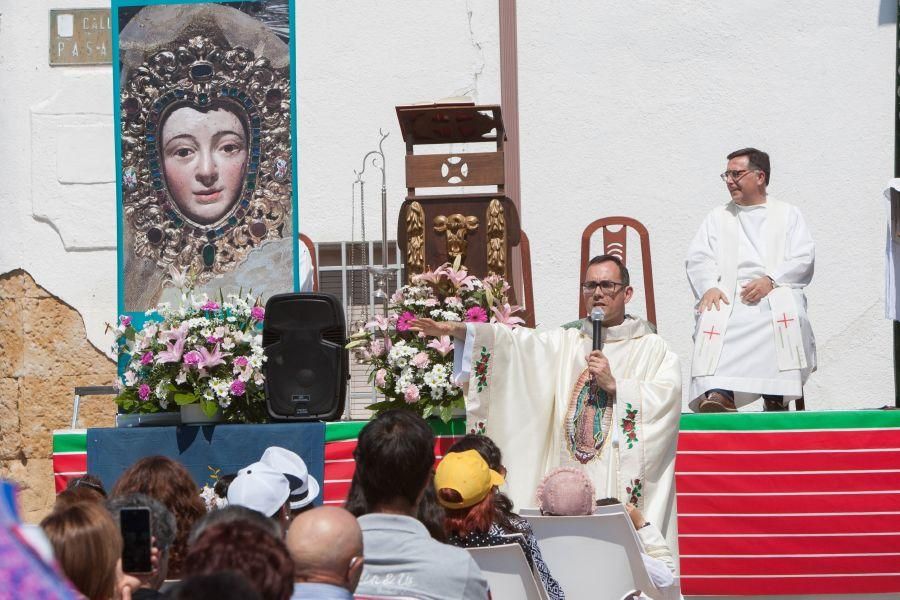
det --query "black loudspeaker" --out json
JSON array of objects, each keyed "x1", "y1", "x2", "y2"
[{"x1": 262, "y1": 293, "x2": 348, "y2": 421}]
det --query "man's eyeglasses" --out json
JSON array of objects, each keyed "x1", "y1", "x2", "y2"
[
  {"x1": 719, "y1": 169, "x2": 758, "y2": 182},
  {"x1": 581, "y1": 280, "x2": 625, "y2": 294}
]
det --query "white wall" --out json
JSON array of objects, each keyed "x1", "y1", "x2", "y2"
[
  {"x1": 1, "y1": 1, "x2": 895, "y2": 410},
  {"x1": 516, "y1": 2, "x2": 896, "y2": 410}
]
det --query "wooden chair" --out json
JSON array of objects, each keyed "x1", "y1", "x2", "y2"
[
  {"x1": 579, "y1": 217, "x2": 656, "y2": 328},
  {"x1": 467, "y1": 543, "x2": 547, "y2": 600},
  {"x1": 519, "y1": 230, "x2": 536, "y2": 327},
  {"x1": 299, "y1": 233, "x2": 319, "y2": 292}
]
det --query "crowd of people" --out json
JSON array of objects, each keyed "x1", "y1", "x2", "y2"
[{"x1": 1, "y1": 409, "x2": 677, "y2": 599}]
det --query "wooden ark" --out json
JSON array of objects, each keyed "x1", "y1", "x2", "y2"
[{"x1": 395, "y1": 103, "x2": 524, "y2": 306}]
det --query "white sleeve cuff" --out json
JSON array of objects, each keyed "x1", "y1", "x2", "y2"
[{"x1": 452, "y1": 323, "x2": 476, "y2": 384}]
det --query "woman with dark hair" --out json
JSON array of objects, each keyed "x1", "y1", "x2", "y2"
[
  {"x1": 182, "y1": 522, "x2": 293, "y2": 600},
  {"x1": 40, "y1": 502, "x2": 134, "y2": 600},
  {"x1": 439, "y1": 437, "x2": 565, "y2": 600},
  {"x1": 112, "y1": 456, "x2": 206, "y2": 579}
]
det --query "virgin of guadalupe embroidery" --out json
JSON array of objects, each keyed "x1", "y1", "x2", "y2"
[{"x1": 566, "y1": 369, "x2": 613, "y2": 464}]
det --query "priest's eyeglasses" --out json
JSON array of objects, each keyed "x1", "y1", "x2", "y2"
[
  {"x1": 581, "y1": 280, "x2": 624, "y2": 294},
  {"x1": 719, "y1": 169, "x2": 757, "y2": 182}
]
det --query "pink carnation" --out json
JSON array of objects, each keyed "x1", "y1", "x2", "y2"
[
  {"x1": 465, "y1": 306, "x2": 489, "y2": 323},
  {"x1": 250, "y1": 306, "x2": 265, "y2": 321},
  {"x1": 138, "y1": 384, "x2": 151, "y2": 401},
  {"x1": 374, "y1": 368, "x2": 387, "y2": 387},
  {"x1": 120, "y1": 315, "x2": 132, "y2": 327},
  {"x1": 411, "y1": 352, "x2": 431, "y2": 369},
  {"x1": 234, "y1": 356, "x2": 249, "y2": 368},
  {"x1": 396, "y1": 311, "x2": 416, "y2": 332},
  {"x1": 140, "y1": 352, "x2": 154, "y2": 365},
  {"x1": 201, "y1": 301, "x2": 220, "y2": 311},
  {"x1": 404, "y1": 384, "x2": 420, "y2": 404},
  {"x1": 230, "y1": 380, "x2": 246, "y2": 396},
  {"x1": 183, "y1": 350, "x2": 202, "y2": 366}
]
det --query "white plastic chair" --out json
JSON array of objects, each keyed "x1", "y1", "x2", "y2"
[
  {"x1": 524, "y1": 504, "x2": 679, "y2": 600},
  {"x1": 467, "y1": 543, "x2": 548, "y2": 600}
]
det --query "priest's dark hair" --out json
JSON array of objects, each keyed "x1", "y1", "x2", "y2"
[
  {"x1": 587, "y1": 254, "x2": 630, "y2": 287},
  {"x1": 352, "y1": 409, "x2": 435, "y2": 510},
  {"x1": 727, "y1": 147, "x2": 770, "y2": 185}
]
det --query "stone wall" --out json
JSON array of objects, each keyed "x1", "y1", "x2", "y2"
[{"x1": 0, "y1": 270, "x2": 116, "y2": 523}]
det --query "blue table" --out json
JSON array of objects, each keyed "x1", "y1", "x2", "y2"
[{"x1": 86, "y1": 422, "x2": 325, "y2": 501}]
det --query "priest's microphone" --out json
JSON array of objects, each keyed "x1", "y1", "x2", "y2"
[{"x1": 591, "y1": 307, "x2": 605, "y2": 351}]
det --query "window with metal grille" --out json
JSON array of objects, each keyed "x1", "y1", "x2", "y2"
[{"x1": 313, "y1": 240, "x2": 404, "y2": 420}]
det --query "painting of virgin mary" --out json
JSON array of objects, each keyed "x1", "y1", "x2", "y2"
[{"x1": 117, "y1": 2, "x2": 296, "y2": 312}]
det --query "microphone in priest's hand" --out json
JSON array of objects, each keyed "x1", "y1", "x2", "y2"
[{"x1": 591, "y1": 307, "x2": 605, "y2": 352}]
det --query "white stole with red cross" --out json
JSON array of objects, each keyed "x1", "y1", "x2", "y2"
[{"x1": 691, "y1": 199, "x2": 807, "y2": 376}]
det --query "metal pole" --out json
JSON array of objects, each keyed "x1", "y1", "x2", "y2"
[{"x1": 894, "y1": 1, "x2": 900, "y2": 407}]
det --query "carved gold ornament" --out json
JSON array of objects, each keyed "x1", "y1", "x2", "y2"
[
  {"x1": 120, "y1": 35, "x2": 291, "y2": 283},
  {"x1": 487, "y1": 199, "x2": 506, "y2": 276},
  {"x1": 405, "y1": 201, "x2": 426, "y2": 273},
  {"x1": 434, "y1": 213, "x2": 479, "y2": 264}
]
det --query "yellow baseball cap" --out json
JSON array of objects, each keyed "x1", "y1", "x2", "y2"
[{"x1": 434, "y1": 449, "x2": 505, "y2": 509}]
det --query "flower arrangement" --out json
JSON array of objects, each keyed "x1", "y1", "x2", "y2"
[
  {"x1": 114, "y1": 289, "x2": 268, "y2": 423},
  {"x1": 347, "y1": 261, "x2": 524, "y2": 421}
]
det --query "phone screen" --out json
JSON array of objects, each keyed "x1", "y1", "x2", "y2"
[{"x1": 120, "y1": 507, "x2": 152, "y2": 573}]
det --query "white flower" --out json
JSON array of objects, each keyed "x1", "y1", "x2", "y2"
[
  {"x1": 429, "y1": 309, "x2": 443, "y2": 318},
  {"x1": 211, "y1": 379, "x2": 230, "y2": 399},
  {"x1": 221, "y1": 338, "x2": 235, "y2": 351},
  {"x1": 159, "y1": 397, "x2": 169, "y2": 410},
  {"x1": 123, "y1": 371, "x2": 138, "y2": 386},
  {"x1": 249, "y1": 354, "x2": 264, "y2": 369},
  {"x1": 253, "y1": 372, "x2": 264, "y2": 386},
  {"x1": 442, "y1": 311, "x2": 462, "y2": 322},
  {"x1": 175, "y1": 369, "x2": 188, "y2": 385}
]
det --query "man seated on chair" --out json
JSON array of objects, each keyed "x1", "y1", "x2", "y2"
[
  {"x1": 686, "y1": 148, "x2": 816, "y2": 413},
  {"x1": 349, "y1": 410, "x2": 489, "y2": 600},
  {"x1": 410, "y1": 254, "x2": 682, "y2": 551}
]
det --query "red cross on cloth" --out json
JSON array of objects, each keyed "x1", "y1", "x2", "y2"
[
  {"x1": 702, "y1": 326, "x2": 720, "y2": 341},
  {"x1": 777, "y1": 313, "x2": 795, "y2": 329}
]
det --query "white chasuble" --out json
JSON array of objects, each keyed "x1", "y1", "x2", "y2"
[
  {"x1": 686, "y1": 199, "x2": 816, "y2": 409},
  {"x1": 458, "y1": 316, "x2": 682, "y2": 548}
]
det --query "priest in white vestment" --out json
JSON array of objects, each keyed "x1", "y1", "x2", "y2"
[
  {"x1": 411, "y1": 255, "x2": 682, "y2": 550},
  {"x1": 686, "y1": 147, "x2": 816, "y2": 412}
]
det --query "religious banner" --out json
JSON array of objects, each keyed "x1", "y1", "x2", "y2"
[
  {"x1": 113, "y1": 0, "x2": 298, "y2": 316},
  {"x1": 676, "y1": 411, "x2": 900, "y2": 596}
]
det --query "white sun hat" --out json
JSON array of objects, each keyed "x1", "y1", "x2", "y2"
[
  {"x1": 259, "y1": 446, "x2": 320, "y2": 510},
  {"x1": 226, "y1": 462, "x2": 290, "y2": 517}
]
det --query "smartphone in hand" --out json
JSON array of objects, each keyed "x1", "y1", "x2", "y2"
[{"x1": 120, "y1": 507, "x2": 152, "y2": 574}]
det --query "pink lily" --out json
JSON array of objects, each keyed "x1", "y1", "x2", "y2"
[
  {"x1": 198, "y1": 344, "x2": 230, "y2": 370},
  {"x1": 439, "y1": 265, "x2": 476, "y2": 289},
  {"x1": 491, "y1": 304, "x2": 525, "y2": 328},
  {"x1": 412, "y1": 270, "x2": 440, "y2": 285},
  {"x1": 426, "y1": 335, "x2": 454, "y2": 357},
  {"x1": 156, "y1": 335, "x2": 187, "y2": 364},
  {"x1": 365, "y1": 315, "x2": 390, "y2": 331}
]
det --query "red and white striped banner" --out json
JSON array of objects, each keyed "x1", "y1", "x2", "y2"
[{"x1": 676, "y1": 411, "x2": 900, "y2": 596}]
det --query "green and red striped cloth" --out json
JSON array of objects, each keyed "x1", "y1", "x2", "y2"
[
  {"x1": 322, "y1": 418, "x2": 466, "y2": 505},
  {"x1": 51, "y1": 429, "x2": 88, "y2": 493},
  {"x1": 676, "y1": 410, "x2": 900, "y2": 596}
]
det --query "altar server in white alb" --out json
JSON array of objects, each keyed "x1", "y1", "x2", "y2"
[
  {"x1": 410, "y1": 255, "x2": 682, "y2": 548},
  {"x1": 686, "y1": 147, "x2": 816, "y2": 413}
]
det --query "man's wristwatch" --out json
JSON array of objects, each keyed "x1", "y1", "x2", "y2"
[
  {"x1": 765, "y1": 275, "x2": 776, "y2": 287},
  {"x1": 637, "y1": 521, "x2": 651, "y2": 530}
]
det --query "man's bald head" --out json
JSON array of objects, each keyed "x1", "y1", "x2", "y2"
[{"x1": 286, "y1": 506, "x2": 364, "y2": 591}]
